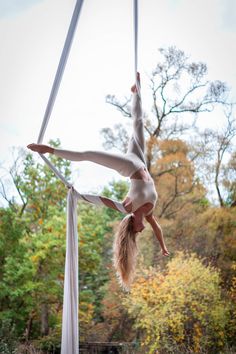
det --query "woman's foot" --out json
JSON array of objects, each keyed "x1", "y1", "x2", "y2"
[
  {"x1": 131, "y1": 84, "x2": 137, "y2": 93},
  {"x1": 27, "y1": 143, "x2": 54, "y2": 154},
  {"x1": 131, "y1": 72, "x2": 140, "y2": 93}
]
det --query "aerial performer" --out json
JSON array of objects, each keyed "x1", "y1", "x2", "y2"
[{"x1": 27, "y1": 73, "x2": 169, "y2": 289}]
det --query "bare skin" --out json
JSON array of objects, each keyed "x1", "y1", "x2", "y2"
[
  {"x1": 27, "y1": 144, "x2": 54, "y2": 154},
  {"x1": 27, "y1": 73, "x2": 170, "y2": 256},
  {"x1": 26, "y1": 144, "x2": 169, "y2": 255},
  {"x1": 131, "y1": 72, "x2": 140, "y2": 93},
  {"x1": 145, "y1": 214, "x2": 169, "y2": 256}
]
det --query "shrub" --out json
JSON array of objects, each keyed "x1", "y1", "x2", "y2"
[{"x1": 123, "y1": 252, "x2": 230, "y2": 353}]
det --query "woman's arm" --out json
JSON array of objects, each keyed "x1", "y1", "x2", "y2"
[
  {"x1": 100, "y1": 196, "x2": 126, "y2": 213},
  {"x1": 145, "y1": 214, "x2": 169, "y2": 256},
  {"x1": 77, "y1": 193, "x2": 127, "y2": 214}
]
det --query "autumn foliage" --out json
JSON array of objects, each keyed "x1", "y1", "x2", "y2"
[
  {"x1": 123, "y1": 252, "x2": 230, "y2": 353},
  {"x1": 1, "y1": 46, "x2": 236, "y2": 352}
]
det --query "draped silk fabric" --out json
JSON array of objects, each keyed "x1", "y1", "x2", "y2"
[
  {"x1": 35, "y1": 1, "x2": 139, "y2": 353},
  {"x1": 61, "y1": 189, "x2": 79, "y2": 354}
]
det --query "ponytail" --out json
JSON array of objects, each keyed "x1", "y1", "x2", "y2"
[{"x1": 113, "y1": 214, "x2": 138, "y2": 290}]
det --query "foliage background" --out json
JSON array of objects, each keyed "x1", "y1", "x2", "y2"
[{"x1": 0, "y1": 48, "x2": 236, "y2": 353}]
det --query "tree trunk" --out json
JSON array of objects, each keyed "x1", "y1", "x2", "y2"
[
  {"x1": 41, "y1": 303, "x2": 49, "y2": 336},
  {"x1": 24, "y1": 313, "x2": 34, "y2": 342},
  {"x1": 215, "y1": 171, "x2": 224, "y2": 207}
]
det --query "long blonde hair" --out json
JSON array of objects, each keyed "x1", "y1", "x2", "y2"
[{"x1": 113, "y1": 214, "x2": 138, "y2": 290}]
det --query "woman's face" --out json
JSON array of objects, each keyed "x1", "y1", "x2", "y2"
[{"x1": 132, "y1": 214, "x2": 145, "y2": 233}]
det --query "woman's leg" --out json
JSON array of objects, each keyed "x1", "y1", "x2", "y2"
[
  {"x1": 53, "y1": 148, "x2": 135, "y2": 177},
  {"x1": 27, "y1": 75, "x2": 145, "y2": 173},
  {"x1": 126, "y1": 91, "x2": 146, "y2": 164}
]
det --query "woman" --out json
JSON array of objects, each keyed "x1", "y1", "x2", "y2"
[{"x1": 28, "y1": 73, "x2": 169, "y2": 289}]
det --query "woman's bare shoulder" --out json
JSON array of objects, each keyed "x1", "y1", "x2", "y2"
[{"x1": 145, "y1": 212, "x2": 156, "y2": 223}]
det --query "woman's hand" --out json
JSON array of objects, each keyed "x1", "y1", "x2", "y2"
[
  {"x1": 27, "y1": 143, "x2": 54, "y2": 154},
  {"x1": 131, "y1": 72, "x2": 141, "y2": 93},
  {"x1": 162, "y1": 249, "x2": 170, "y2": 257},
  {"x1": 145, "y1": 214, "x2": 170, "y2": 257}
]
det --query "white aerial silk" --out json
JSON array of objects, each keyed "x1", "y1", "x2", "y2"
[
  {"x1": 34, "y1": 0, "x2": 139, "y2": 353},
  {"x1": 61, "y1": 189, "x2": 79, "y2": 354},
  {"x1": 36, "y1": 1, "x2": 83, "y2": 353}
]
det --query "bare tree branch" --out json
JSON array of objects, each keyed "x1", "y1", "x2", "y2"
[
  {"x1": 214, "y1": 107, "x2": 236, "y2": 206},
  {"x1": 159, "y1": 179, "x2": 195, "y2": 218},
  {"x1": 100, "y1": 124, "x2": 129, "y2": 153},
  {"x1": 0, "y1": 178, "x2": 15, "y2": 208},
  {"x1": 164, "y1": 196, "x2": 202, "y2": 218},
  {"x1": 106, "y1": 95, "x2": 131, "y2": 118},
  {"x1": 102, "y1": 46, "x2": 235, "y2": 211}
]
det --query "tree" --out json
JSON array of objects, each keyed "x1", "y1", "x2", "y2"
[
  {"x1": 0, "y1": 141, "x2": 71, "y2": 339},
  {"x1": 102, "y1": 46, "x2": 229, "y2": 168},
  {"x1": 155, "y1": 193, "x2": 236, "y2": 308},
  {"x1": 101, "y1": 46, "x2": 234, "y2": 212},
  {"x1": 0, "y1": 207, "x2": 33, "y2": 337},
  {"x1": 0, "y1": 139, "x2": 71, "y2": 219},
  {"x1": 0, "y1": 147, "x2": 130, "y2": 346},
  {"x1": 78, "y1": 180, "x2": 130, "y2": 341},
  {"x1": 224, "y1": 151, "x2": 236, "y2": 206},
  {"x1": 193, "y1": 105, "x2": 236, "y2": 207},
  {"x1": 123, "y1": 252, "x2": 230, "y2": 353},
  {"x1": 152, "y1": 139, "x2": 206, "y2": 219},
  {"x1": 0, "y1": 207, "x2": 67, "y2": 339}
]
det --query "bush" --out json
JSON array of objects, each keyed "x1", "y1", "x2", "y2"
[
  {"x1": 123, "y1": 252, "x2": 230, "y2": 353},
  {"x1": 0, "y1": 319, "x2": 17, "y2": 354}
]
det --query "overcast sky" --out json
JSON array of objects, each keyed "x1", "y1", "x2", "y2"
[{"x1": 0, "y1": 0, "x2": 236, "y2": 203}]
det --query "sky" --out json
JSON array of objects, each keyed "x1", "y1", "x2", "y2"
[{"x1": 0, "y1": 0, "x2": 236, "y2": 204}]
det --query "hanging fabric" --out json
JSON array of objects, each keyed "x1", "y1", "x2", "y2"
[
  {"x1": 33, "y1": 1, "x2": 139, "y2": 353},
  {"x1": 35, "y1": 1, "x2": 84, "y2": 353},
  {"x1": 37, "y1": 0, "x2": 84, "y2": 189},
  {"x1": 37, "y1": 0, "x2": 84, "y2": 145},
  {"x1": 133, "y1": 0, "x2": 141, "y2": 97},
  {"x1": 133, "y1": 0, "x2": 138, "y2": 78},
  {"x1": 61, "y1": 188, "x2": 79, "y2": 354}
]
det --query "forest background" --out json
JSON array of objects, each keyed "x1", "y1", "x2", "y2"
[{"x1": 0, "y1": 46, "x2": 236, "y2": 353}]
